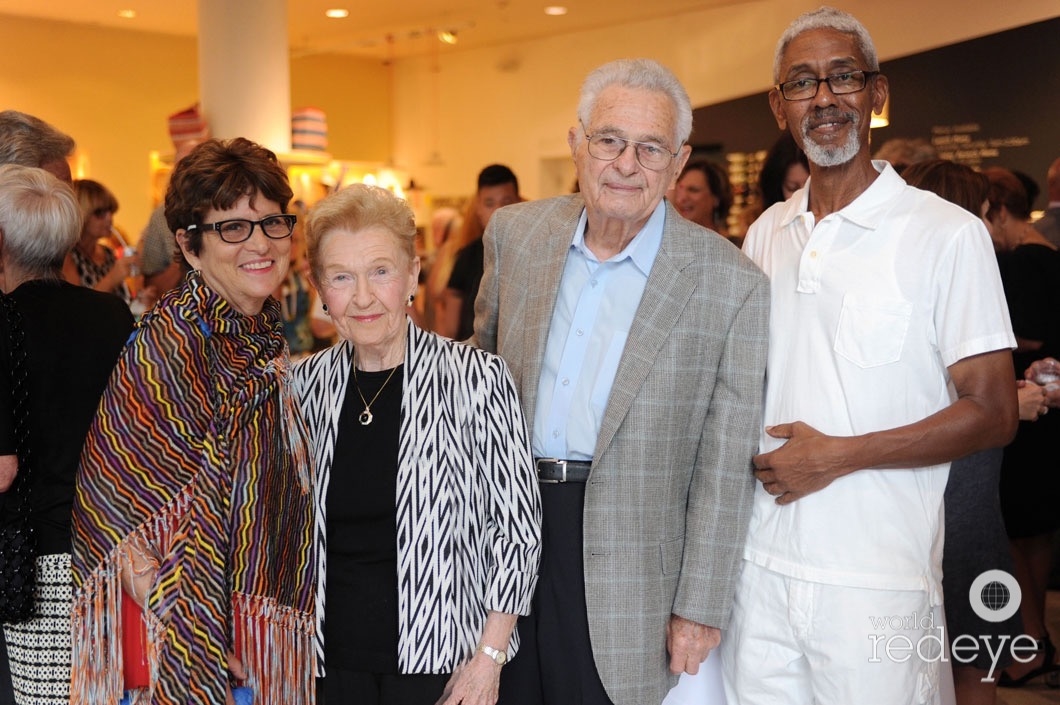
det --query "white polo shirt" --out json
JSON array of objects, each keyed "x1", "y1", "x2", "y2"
[{"x1": 741, "y1": 161, "x2": 1014, "y2": 601}]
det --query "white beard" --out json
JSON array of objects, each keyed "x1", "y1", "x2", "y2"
[{"x1": 800, "y1": 112, "x2": 861, "y2": 167}]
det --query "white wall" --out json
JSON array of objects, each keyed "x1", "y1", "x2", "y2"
[{"x1": 391, "y1": 0, "x2": 1060, "y2": 202}]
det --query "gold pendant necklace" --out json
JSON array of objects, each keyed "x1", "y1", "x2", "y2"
[{"x1": 352, "y1": 363, "x2": 399, "y2": 426}]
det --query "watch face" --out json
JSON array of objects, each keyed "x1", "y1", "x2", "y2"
[{"x1": 494, "y1": 650, "x2": 507, "y2": 665}]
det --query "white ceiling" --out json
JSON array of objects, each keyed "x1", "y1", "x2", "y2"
[{"x1": 0, "y1": 0, "x2": 758, "y2": 59}]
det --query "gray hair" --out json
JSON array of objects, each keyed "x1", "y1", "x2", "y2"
[
  {"x1": 0, "y1": 164, "x2": 82, "y2": 277},
  {"x1": 0, "y1": 110, "x2": 75, "y2": 168},
  {"x1": 577, "y1": 59, "x2": 693, "y2": 147},
  {"x1": 773, "y1": 6, "x2": 879, "y2": 83}
]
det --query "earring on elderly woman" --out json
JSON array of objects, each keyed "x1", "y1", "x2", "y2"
[
  {"x1": 407, "y1": 293, "x2": 415, "y2": 306},
  {"x1": 322, "y1": 303, "x2": 328, "y2": 314}
]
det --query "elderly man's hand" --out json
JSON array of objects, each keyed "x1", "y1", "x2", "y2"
[
  {"x1": 1016, "y1": 380, "x2": 1048, "y2": 421},
  {"x1": 1025, "y1": 358, "x2": 1060, "y2": 408},
  {"x1": 666, "y1": 615, "x2": 720, "y2": 675},
  {"x1": 753, "y1": 422, "x2": 851, "y2": 504}
]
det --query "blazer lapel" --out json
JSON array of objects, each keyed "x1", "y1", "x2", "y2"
[
  {"x1": 519, "y1": 196, "x2": 584, "y2": 425},
  {"x1": 593, "y1": 205, "x2": 697, "y2": 459}
]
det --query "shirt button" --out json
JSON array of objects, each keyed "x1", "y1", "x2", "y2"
[
  {"x1": 552, "y1": 429, "x2": 560, "y2": 438},
  {"x1": 576, "y1": 329, "x2": 584, "y2": 336},
  {"x1": 590, "y1": 279, "x2": 598, "y2": 287},
  {"x1": 562, "y1": 378, "x2": 570, "y2": 386},
  {"x1": 810, "y1": 250, "x2": 818, "y2": 258}
]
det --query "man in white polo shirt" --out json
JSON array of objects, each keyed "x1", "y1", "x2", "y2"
[{"x1": 721, "y1": 7, "x2": 1018, "y2": 705}]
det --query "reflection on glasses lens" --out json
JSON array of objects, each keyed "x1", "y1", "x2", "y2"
[
  {"x1": 586, "y1": 134, "x2": 674, "y2": 171},
  {"x1": 204, "y1": 215, "x2": 297, "y2": 243}
]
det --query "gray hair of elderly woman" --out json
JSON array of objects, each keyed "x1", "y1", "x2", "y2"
[
  {"x1": 0, "y1": 164, "x2": 81, "y2": 277},
  {"x1": 576, "y1": 59, "x2": 693, "y2": 148},
  {"x1": 305, "y1": 184, "x2": 417, "y2": 282},
  {"x1": 0, "y1": 110, "x2": 75, "y2": 168},
  {"x1": 773, "y1": 6, "x2": 879, "y2": 83}
]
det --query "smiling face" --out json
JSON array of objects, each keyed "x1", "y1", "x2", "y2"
[
  {"x1": 569, "y1": 84, "x2": 690, "y2": 232},
  {"x1": 177, "y1": 193, "x2": 291, "y2": 316},
  {"x1": 673, "y1": 168, "x2": 717, "y2": 227},
  {"x1": 770, "y1": 28, "x2": 886, "y2": 169},
  {"x1": 315, "y1": 225, "x2": 420, "y2": 367}
]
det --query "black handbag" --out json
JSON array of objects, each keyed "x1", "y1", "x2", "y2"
[{"x1": 0, "y1": 292, "x2": 37, "y2": 624}]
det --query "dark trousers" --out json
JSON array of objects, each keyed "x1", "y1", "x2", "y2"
[
  {"x1": 499, "y1": 482, "x2": 614, "y2": 705},
  {"x1": 317, "y1": 669, "x2": 449, "y2": 705}
]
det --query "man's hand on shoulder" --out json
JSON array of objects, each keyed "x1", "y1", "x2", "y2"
[
  {"x1": 666, "y1": 614, "x2": 720, "y2": 675},
  {"x1": 753, "y1": 422, "x2": 854, "y2": 504}
]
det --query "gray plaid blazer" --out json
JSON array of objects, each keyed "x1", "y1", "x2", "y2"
[{"x1": 473, "y1": 195, "x2": 769, "y2": 705}]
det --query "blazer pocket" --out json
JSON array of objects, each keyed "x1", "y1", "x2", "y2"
[
  {"x1": 833, "y1": 295, "x2": 913, "y2": 368},
  {"x1": 660, "y1": 536, "x2": 684, "y2": 576}
]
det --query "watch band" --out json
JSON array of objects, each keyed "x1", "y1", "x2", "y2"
[{"x1": 478, "y1": 644, "x2": 507, "y2": 665}]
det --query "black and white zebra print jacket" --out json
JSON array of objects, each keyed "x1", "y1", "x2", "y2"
[{"x1": 293, "y1": 319, "x2": 542, "y2": 675}]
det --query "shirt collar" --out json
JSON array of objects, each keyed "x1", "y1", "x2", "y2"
[
  {"x1": 776, "y1": 160, "x2": 906, "y2": 232},
  {"x1": 570, "y1": 200, "x2": 666, "y2": 277}
]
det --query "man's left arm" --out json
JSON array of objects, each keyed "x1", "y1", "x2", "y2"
[
  {"x1": 754, "y1": 349, "x2": 1017, "y2": 504},
  {"x1": 668, "y1": 274, "x2": 770, "y2": 673}
]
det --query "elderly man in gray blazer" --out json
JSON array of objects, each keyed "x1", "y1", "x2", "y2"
[{"x1": 473, "y1": 59, "x2": 769, "y2": 705}]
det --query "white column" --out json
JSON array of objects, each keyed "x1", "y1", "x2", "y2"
[{"x1": 197, "y1": 0, "x2": 291, "y2": 153}]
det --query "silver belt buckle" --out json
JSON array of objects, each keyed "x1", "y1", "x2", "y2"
[{"x1": 537, "y1": 457, "x2": 566, "y2": 484}]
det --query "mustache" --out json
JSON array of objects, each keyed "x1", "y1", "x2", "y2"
[{"x1": 803, "y1": 108, "x2": 859, "y2": 129}]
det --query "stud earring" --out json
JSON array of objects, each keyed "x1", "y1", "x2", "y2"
[
  {"x1": 322, "y1": 303, "x2": 329, "y2": 314},
  {"x1": 407, "y1": 294, "x2": 415, "y2": 306}
]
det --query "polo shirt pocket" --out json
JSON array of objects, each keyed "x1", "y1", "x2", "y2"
[{"x1": 833, "y1": 295, "x2": 913, "y2": 368}]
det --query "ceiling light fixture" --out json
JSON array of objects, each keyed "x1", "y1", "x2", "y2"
[
  {"x1": 117, "y1": 9, "x2": 137, "y2": 19},
  {"x1": 544, "y1": 6, "x2": 568, "y2": 16},
  {"x1": 438, "y1": 30, "x2": 458, "y2": 45},
  {"x1": 325, "y1": 9, "x2": 349, "y2": 19}
]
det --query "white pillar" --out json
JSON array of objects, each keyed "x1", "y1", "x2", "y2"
[{"x1": 197, "y1": 0, "x2": 291, "y2": 154}]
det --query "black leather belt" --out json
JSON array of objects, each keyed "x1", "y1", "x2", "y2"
[{"x1": 535, "y1": 458, "x2": 592, "y2": 483}]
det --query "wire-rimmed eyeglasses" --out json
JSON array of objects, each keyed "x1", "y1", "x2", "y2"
[
  {"x1": 186, "y1": 214, "x2": 297, "y2": 244},
  {"x1": 775, "y1": 70, "x2": 879, "y2": 101},
  {"x1": 583, "y1": 131, "x2": 679, "y2": 171}
]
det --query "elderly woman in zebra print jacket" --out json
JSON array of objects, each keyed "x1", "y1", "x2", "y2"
[{"x1": 293, "y1": 183, "x2": 542, "y2": 705}]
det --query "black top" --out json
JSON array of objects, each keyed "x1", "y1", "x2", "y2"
[
  {"x1": 446, "y1": 238, "x2": 484, "y2": 341},
  {"x1": 0, "y1": 280, "x2": 133, "y2": 555},
  {"x1": 325, "y1": 361, "x2": 404, "y2": 673}
]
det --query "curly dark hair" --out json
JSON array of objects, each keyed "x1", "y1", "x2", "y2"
[{"x1": 164, "y1": 137, "x2": 292, "y2": 262}]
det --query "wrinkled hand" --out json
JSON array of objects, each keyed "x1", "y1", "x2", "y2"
[
  {"x1": 1016, "y1": 380, "x2": 1048, "y2": 421},
  {"x1": 435, "y1": 654, "x2": 501, "y2": 705},
  {"x1": 666, "y1": 615, "x2": 720, "y2": 675},
  {"x1": 753, "y1": 422, "x2": 850, "y2": 504}
]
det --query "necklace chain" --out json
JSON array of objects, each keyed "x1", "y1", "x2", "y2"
[{"x1": 352, "y1": 363, "x2": 399, "y2": 426}]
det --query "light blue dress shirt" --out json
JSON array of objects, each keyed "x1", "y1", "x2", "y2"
[{"x1": 532, "y1": 201, "x2": 666, "y2": 460}]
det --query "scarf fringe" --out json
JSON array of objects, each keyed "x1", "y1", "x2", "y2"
[
  {"x1": 233, "y1": 592, "x2": 316, "y2": 705},
  {"x1": 70, "y1": 486, "x2": 190, "y2": 705}
]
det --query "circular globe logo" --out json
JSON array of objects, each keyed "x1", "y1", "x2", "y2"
[{"x1": 969, "y1": 570, "x2": 1021, "y2": 623}]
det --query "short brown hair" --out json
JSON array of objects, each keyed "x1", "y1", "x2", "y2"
[
  {"x1": 73, "y1": 179, "x2": 119, "y2": 221},
  {"x1": 983, "y1": 166, "x2": 1030, "y2": 221},
  {"x1": 902, "y1": 160, "x2": 988, "y2": 217},
  {"x1": 164, "y1": 137, "x2": 292, "y2": 259}
]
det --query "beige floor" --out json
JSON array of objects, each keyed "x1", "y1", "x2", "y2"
[{"x1": 996, "y1": 591, "x2": 1060, "y2": 705}]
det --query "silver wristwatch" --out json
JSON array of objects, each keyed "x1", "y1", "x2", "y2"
[{"x1": 478, "y1": 644, "x2": 508, "y2": 665}]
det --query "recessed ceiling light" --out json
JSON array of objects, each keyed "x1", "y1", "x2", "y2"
[
  {"x1": 325, "y1": 9, "x2": 349, "y2": 19},
  {"x1": 544, "y1": 6, "x2": 568, "y2": 16},
  {"x1": 117, "y1": 9, "x2": 137, "y2": 19},
  {"x1": 438, "y1": 30, "x2": 458, "y2": 45}
]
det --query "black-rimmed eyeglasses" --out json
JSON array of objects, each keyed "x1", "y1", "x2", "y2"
[
  {"x1": 775, "y1": 70, "x2": 879, "y2": 101},
  {"x1": 187, "y1": 214, "x2": 297, "y2": 244},
  {"x1": 584, "y1": 132, "x2": 679, "y2": 171}
]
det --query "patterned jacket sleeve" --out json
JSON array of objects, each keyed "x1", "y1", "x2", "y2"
[{"x1": 475, "y1": 352, "x2": 542, "y2": 616}]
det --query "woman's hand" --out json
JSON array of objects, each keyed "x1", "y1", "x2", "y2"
[
  {"x1": 435, "y1": 653, "x2": 502, "y2": 705},
  {"x1": 225, "y1": 651, "x2": 247, "y2": 705}
]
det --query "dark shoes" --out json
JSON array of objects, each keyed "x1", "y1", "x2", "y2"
[{"x1": 998, "y1": 634, "x2": 1060, "y2": 688}]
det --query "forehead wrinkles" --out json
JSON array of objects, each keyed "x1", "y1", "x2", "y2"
[
  {"x1": 588, "y1": 87, "x2": 676, "y2": 145},
  {"x1": 783, "y1": 55, "x2": 861, "y2": 79}
]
